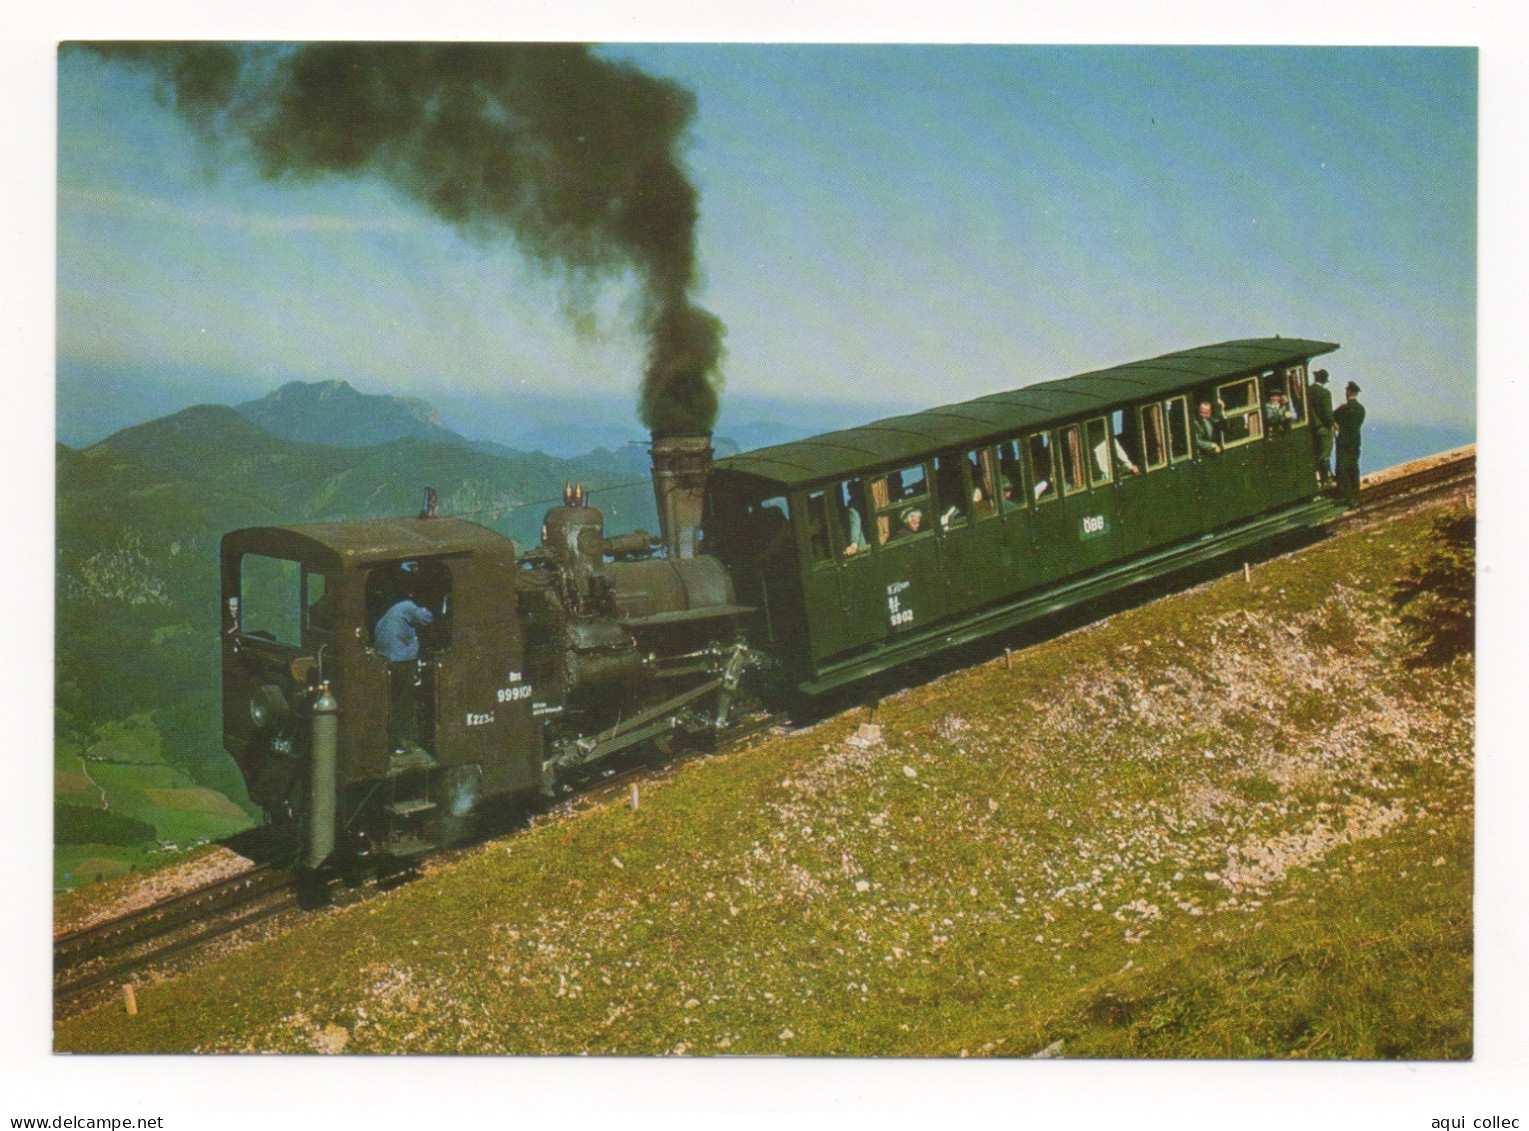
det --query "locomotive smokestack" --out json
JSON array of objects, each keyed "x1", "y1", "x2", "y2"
[{"x1": 649, "y1": 434, "x2": 712, "y2": 559}]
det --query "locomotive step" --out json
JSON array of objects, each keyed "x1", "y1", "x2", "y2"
[{"x1": 386, "y1": 797, "x2": 437, "y2": 817}]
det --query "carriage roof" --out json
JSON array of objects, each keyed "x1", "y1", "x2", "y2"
[{"x1": 712, "y1": 336, "x2": 1338, "y2": 488}]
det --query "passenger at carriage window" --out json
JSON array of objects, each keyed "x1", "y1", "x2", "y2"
[
  {"x1": 1192, "y1": 401, "x2": 1223, "y2": 455},
  {"x1": 1111, "y1": 434, "x2": 1140, "y2": 475},
  {"x1": 843, "y1": 504, "x2": 867, "y2": 555},
  {"x1": 966, "y1": 448, "x2": 998, "y2": 517},
  {"x1": 1027, "y1": 433, "x2": 1059, "y2": 502},
  {"x1": 999, "y1": 446, "x2": 1023, "y2": 500},
  {"x1": 895, "y1": 508, "x2": 924, "y2": 539},
  {"x1": 1262, "y1": 390, "x2": 1295, "y2": 435},
  {"x1": 838, "y1": 479, "x2": 871, "y2": 557},
  {"x1": 1110, "y1": 410, "x2": 1141, "y2": 474},
  {"x1": 934, "y1": 454, "x2": 969, "y2": 529}
]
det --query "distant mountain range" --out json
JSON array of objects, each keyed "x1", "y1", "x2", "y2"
[
  {"x1": 59, "y1": 361, "x2": 845, "y2": 457},
  {"x1": 231, "y1": 377, "x2": 821, "y2": 460}
]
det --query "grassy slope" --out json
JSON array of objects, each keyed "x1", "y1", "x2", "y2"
[{"x1": 58, "y1": 501, "x2": 1473, "y2": 1057}]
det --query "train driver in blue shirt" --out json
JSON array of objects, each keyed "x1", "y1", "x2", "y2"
[{"x1": 376, "y1": 583, "x2": 435, "y2": 755}]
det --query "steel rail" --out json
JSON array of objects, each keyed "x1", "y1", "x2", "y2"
[
  {"x1": 54, "y1": 889, "x2": 302, "y2": 1007},
  {"x1": 54, "y1": 864, "x2": 289, "y2": 969}
]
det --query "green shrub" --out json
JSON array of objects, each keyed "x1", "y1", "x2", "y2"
[
  {"x1": 1392, "y1": 511, "x2": 1474, "y2": 668},
  {"x1": 55, "y1": 803, "x2": 157, "y2": 847}
]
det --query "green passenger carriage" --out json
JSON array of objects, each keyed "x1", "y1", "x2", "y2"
[{"x1": 704, "y1": 337, "x2": 1341, "y2": 694}]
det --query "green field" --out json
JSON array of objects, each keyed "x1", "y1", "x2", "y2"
[
  {"x1": 57, "y1": 500, "x2": 1472, "y2": 1056},
  {"x1": 53, "y1": 713, "x2": 253, "y2": 892}
]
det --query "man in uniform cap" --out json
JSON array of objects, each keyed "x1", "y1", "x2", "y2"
[
  {"x1": 1332, "y1": 380, "x2": 1366, "y2": 508},
  {"x1": 1308, "y1": 369, "x2": 1336, "y2": 486}
]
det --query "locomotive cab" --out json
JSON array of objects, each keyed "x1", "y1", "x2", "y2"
[{"x1": 221, "y1": 518, "x2": 537, "y2": 864}]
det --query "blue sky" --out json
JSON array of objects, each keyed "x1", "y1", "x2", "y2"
[{"x1": 58, "y1": 45, "x2": 1475, "y2": 448}]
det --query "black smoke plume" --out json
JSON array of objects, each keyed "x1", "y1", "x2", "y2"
[{"x1": 79, "y1": 42, "x2": 723, "y2": 435}]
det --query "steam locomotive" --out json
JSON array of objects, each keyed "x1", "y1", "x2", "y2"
[{"x1": 221, "y1": 337, "x2": 1341, "y2": 867}]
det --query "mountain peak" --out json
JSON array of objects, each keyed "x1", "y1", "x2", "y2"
[
  {"x1": 274, "y1": 378, "x2": 356, "y2": 402},
  {"x1": 236, "y1": 380, "x2": 448, "y2": 446}
]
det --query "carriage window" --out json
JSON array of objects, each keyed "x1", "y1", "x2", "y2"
[
  {"x1": 240, "y1": 554, "x2": 302, "y2": 647},
  {"x1": 1111, "y1": 409, "x2": 1141, "y2": 476},
  {"x1": 1268, "y1": 366, "x2": 1308, "y2": 426},
  {"x1": 997, "y1": 439, "x2": 1025, "y2": 503},
  {"x1": 1027, "y1": 432, "x2": 1058, "y2": 503},
  {"x1": 1256, "y1": 369, "x2": 1300, "y2": 436},
  {"x1": 1287, "y1": 367, "x2": 1307, "y2": 423},
  {"x1": 1166, "y1": 396, "x2": 1192, "y2": 463},
  {"x1": 1217, "y1": 377, "x2": 1263, "y2": 447},
  {"x1": 933, "y1": 452, "x2": 970, "y2": 531},
  {"x1": 967, "y1": 447, "x2": 998, "y2": 518},
  {"x1": 869, "y1": 463, "x2": 932, "y2": 545},
  {"x1": 805, "y1": 490, "x2": 833, "y2": 563},
  {"x1": 837, "y1": 477, "x2": 871, "y2": 558},
  {"x1": 1060, "y1": 425, "x2": 1087, "y2": 495},
  {"x1": 1140, "y1": 403, "x2": 1167, "y2": 471},
  {"x1": 1086, "y1": 417, "x2": 1114, "y2": 486},
  {"x1": 739, "y1": 495, "x2": 794, "y2": 561}
]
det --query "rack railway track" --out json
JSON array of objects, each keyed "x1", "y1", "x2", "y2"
[
  {"x1": 1336, "y1": 444, "x2": 1475, "y2": 524},
  {"x1": 53, "y1": 864, "x2": 300, "y2": 1012}
]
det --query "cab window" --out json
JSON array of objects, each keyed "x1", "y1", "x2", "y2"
[
  {"x1": 705, "y1": 485, "x2": 793, "y2": 561},
  {"x1": 240, "y1": 554, "x2": 302, "y2": 646},
  {"x1": 304, "y1": 570, "x2": 335, "y2": 634},
  {"x1": 366, "y1": 559, "x2": 455, "y2": 653}
]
